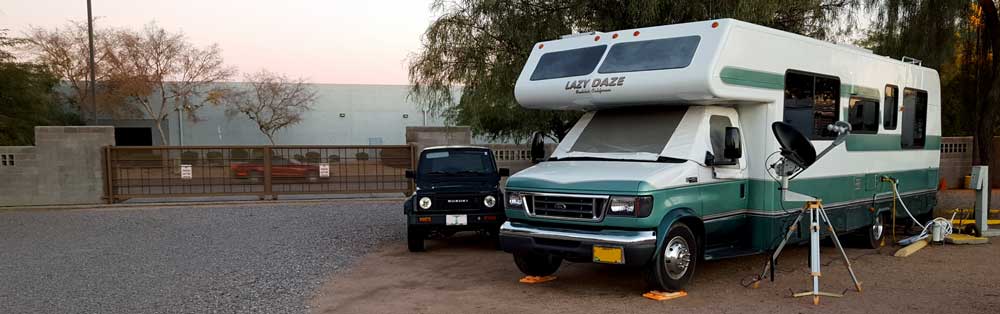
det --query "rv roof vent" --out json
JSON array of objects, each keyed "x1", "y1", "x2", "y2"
[
  {"x1": 560, "y1": 32, "x2": 597, "y2": 39},
  {"x1": 902, "y1": 56, "x2": 923, "y2": 66},
  {"x1": 837, "y1": 43, "x2": 873, "y2": 54}
]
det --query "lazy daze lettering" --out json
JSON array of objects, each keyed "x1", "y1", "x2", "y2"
[{"x1": 565, "y1": 76, "x2": 626, "y2": 94}]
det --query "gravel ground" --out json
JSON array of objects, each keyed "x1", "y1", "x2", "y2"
[
  {"x1": 0, "y1": 200, "x2": 404, "y2": 314},
  {"x1": 312, "y1": 234, "x2": 1000, "y2": 314}
]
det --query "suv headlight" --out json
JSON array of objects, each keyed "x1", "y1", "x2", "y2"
[
  {"x1": 607, "y1": 196, "x2": 653, "y2": 217},
  {"x1": 484, "y1": 195, "x2": 497, "y2": 208},
  {"x1": 506, "y1": 192, "x2": 525, "y2": 210},
  {"x1": 418, "y1": 197, "x2": 432, "y2": 209}
]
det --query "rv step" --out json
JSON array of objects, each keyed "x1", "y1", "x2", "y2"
[{"x1": 704, "y1": 247, "x2": 761, "y2": 261}]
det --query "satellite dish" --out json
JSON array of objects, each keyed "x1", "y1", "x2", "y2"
[{"x1": 771, "y1": 122, "x2": 817, "y2": 169}]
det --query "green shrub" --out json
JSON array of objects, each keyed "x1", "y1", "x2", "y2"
[
  {"x1": 305, "y1": 151, "x2": 321, "y2": 163},
  {"x1": 355, "y1": 151, "x2": 369, "y2": 161},
  {"x1": 180, "y1": 151, "x2": 199, "y2": 165},
  {"x1": 329, "y1": 154, "x2": 341, "y2": 163}
]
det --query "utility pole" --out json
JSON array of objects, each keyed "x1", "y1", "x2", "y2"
[{"x1": 86, "y1": 0, "x2": 97, "y2": 124}]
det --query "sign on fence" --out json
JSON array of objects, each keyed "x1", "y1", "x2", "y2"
[
  {"x1": 180, "y1": 164, "x2": 193, "y2": 179},
  {"x1": 319, "y1": 163, "x2": 330, "y2": 178}
]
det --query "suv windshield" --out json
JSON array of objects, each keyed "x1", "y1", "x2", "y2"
[
  {"x1": 418, "y1": 150, "x2": 496, "y2": 176},
  {"x1": 569, "y1": 106, "x2": 687, "y2": 155}
]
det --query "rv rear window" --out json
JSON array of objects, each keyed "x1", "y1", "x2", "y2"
[
  {"x1": 570, "y1": 106, "x2": 687, "y2": 154},
  {"x1": 901, "y1": 88, "x2": 928, "y2": 149},
  {"x1": 530, "y1": 45, "x2": 607, "y2": 81},
  {"x1": 597, "y1": 36, "x2": 700, "y2": 73}
]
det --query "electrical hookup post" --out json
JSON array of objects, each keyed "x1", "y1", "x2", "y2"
[
  {"x1": 750, "y1": 121, "x2": 862, "y2": 305},
  {"x1": 970, "y1": 166, "x2": 997, "y2": 237}
]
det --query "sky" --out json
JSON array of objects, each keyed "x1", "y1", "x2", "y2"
[{"x1": 0, "y1": 0, "x2": 436, "y2": 85}]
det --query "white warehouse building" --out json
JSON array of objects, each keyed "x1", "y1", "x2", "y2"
[{"x1": 102, "y1": 84, "x2": 451, "y2": 146}]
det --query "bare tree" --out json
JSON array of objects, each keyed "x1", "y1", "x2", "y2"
[
  {"x1": 224, "y1": 70, "x2": 317, "y2": 145},
  {"x1": 103, "y1": 23, "x2": 235, "y2": 145},
  {"x1": 22, "y1": 21, "x2": 135, "y2": 118}
]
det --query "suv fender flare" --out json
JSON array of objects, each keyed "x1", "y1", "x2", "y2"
[{"x1": 404, "y1": 196, "x2": 414, "y2": 215}]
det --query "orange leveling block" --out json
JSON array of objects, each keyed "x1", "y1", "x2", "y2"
[
  {"x1": 642, "y1": 290, "x2": 687, "y2": 301},
  {"x1": 519, "y1": 276, "x2": 556, "y2": 284}
]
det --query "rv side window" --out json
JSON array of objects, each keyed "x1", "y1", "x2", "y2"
[
  {"x1": 597, "y1": 36, "x2": 700, "y2": 73},
  {"x1": 709, "y1": 115, "x2": 735, "y2": 165},
  {"x1": 530, "y1": 45, "x2": 607, "y2": 81},
  {"x1": 848, "y1": 97, "x2": 879, "y2": 134},
  {"x1": 901, "y1": 88, "x2": 928, "y2": 149},
  {"x1": 783, "y1": 71, "x2": 841, "y2": 140},
  {"x1": 884, "y1": 85, "x2": 899, "y2": 130}
]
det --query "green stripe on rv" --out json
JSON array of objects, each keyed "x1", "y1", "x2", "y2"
[
  {"x1": 720, "y1": 67, "x2": 784, "y2": 89},
  {"x1": 846, "y1": 134, "x2": 942, "y2": 151}
]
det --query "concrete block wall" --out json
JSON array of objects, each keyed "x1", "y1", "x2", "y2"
[
  {"x1": 940, "y1": 137, "x2": 974, "y2": 189},
  {"x1": 0, "y1": 126, "x2": 115, "y2": 206}
]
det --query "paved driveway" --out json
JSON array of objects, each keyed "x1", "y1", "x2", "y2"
[{"x1": 0, "y1": 200, "x2": 403, "y2": 314}]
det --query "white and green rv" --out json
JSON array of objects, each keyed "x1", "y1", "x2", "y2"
[{"x1": 498, "y1": 19, "x2": 940, "y2": 291}]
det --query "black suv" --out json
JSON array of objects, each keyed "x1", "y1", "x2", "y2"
[{"x1": 404, "y1": 146, "x2": 509, "y2": 252}]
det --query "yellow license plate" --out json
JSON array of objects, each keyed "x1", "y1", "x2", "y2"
[{"x1": 592, "y1": 245, "x2": 624, "y2": 264}]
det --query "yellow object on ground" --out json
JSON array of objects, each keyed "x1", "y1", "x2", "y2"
[
  {"x1": 518, "y1": 276, "x2": 556, "y2": 284},
  {"x1": 945, "y1": 234, "x2": 990, "y2": 245},
  {"x1": 642, "y1": 290, "x2": 687, "y2": 301},
  {"x1": 894, "y1": 240, "x2": 928, "y2": 257},
  {"x1": 951, "y1": 219, "x2": 1000, "y2": 226}
]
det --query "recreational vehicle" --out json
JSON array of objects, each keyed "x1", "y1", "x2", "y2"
[{"x1": 498, "y1": 19, "x2": 941, "y2": 291}]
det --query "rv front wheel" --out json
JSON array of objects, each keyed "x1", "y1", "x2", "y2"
[
  {"x1": 513, "y1": 252, "x2": 562, "y2": 276},
  {"x1": 644, "y1": 222, "x2": 697, "y2": 291}
]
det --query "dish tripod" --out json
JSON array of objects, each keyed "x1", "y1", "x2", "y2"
[{"x1": 753, "y1": 167, "x2": 862, "y2": 305}]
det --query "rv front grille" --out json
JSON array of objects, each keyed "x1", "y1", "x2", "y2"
[{"x1": 529, "y1": 194, "x2": 606, "y2": 220}]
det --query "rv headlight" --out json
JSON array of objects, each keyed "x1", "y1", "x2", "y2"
[
  {"x1": 418, "y1": 197, "x2": 432, "y2": 210},
  {"x1": 484, "y1": 195, "x2": 497, "y2": 208},
  {"x1": 506, "y1": 192, "x2": 525, "y2": 210},
  {"x1": 608, "y1": 196, "x2": 653, "y2": 217}
]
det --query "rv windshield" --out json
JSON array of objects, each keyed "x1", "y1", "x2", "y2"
[{"x1": 568, "y1": 106, "x2": 687, "y2": 157}]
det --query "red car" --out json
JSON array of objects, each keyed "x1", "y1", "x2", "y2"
[{"x1": 231, "y1": 157, "x2": 321, "y2": 181}]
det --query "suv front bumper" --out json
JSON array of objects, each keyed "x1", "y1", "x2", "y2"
[
  {"x1": 499, "y1": 221, "x2": 657, "y2": 266},
  {"x1": 407, "y1": 212, "x2": 504, "y2": 228}
]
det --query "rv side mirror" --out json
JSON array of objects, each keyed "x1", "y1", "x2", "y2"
[
  {"x1": 530, "y1": 132, "x2": 546, "y2": 164},
  {"x1": 724, "y1": 127, "x2": 742, "y2": 159},
  {"x1": 405, "y1": 170, "x2": 415, "y2": 179},
  {"x1": 498, "y1": 168, "x2": 511, "y2": 177}
]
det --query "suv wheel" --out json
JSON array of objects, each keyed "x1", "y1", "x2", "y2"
[
  {"x1": 407, "y1": 224, "x2": 425, "y2": 252},
  {"x1": 513, "y1": 252, "x2": 562, "y2": 276},
  {"x1": 644, "y1": 222, "x2": 697, "y2": 291}
]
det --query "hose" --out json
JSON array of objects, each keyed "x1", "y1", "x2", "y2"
[
  {"x1": 888, "y1": 180, "x2": 925, "y2": 230},
  {"x1": 885, "y1": 177, "x2": 956, "y2": 245}
]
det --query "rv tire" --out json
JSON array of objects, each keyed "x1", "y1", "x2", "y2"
[
  {"x1": 644, "y1": 222, "x2": 697, "y2": 291},
  {"x1": 513, "y1": 252, "x2": 562, "y2": 276}
]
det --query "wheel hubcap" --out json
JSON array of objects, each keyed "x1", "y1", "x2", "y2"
[
  {"x1": 663, "y1": 236, "x2": 691, "y2": 280},
  {"x1": 872, "y1": 216, "x2": 884, "y2": 240}
]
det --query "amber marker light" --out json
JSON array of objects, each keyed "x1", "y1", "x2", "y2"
[
  {"x1": 594, "y1": 35, "x2": 601, "y2": 41},
  {"x1": 538, "y1": 44, "x2": 544, "y2": 49},
  {"x1": 612, "y1": 33, "x2": 619, "y2": 39},
  {"x1": 418, "y1": 217, "x2": 431, "y2": 223},
  {"x1": 712, "y1": 21, "x2": 720, "y2": 28},
  {"x1": 633, "y1": 31, "x2": 640, "y2": 37}
]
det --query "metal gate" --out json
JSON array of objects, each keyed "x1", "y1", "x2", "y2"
[{"x1": 103, "y1": 145, "x2": 415, "y2": 203}]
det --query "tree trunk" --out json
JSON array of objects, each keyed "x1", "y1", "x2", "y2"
[
  {"x1": 154, "y1": 119, "x2": 169, "y2": 146},
  {"x1": 975, "y1": 0, "x2": 1000, "y2": 167}
]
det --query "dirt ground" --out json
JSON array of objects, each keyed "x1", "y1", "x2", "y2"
[{"x1": 311, "y1": 232, "x2": 1000, "y2": 314}]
